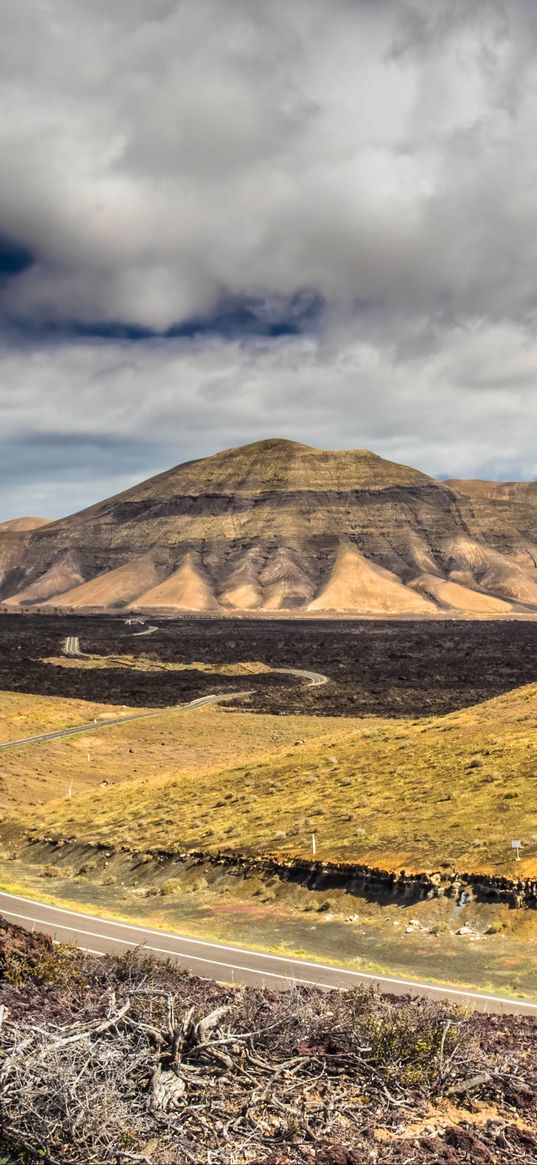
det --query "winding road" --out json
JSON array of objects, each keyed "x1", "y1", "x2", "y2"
[
  {"x1": 1, "y1": 639, "x2": 535, "y2": 1014},
  {"x1": 0, "y1": 652, "x2": 327, "y2": 753},
  {"x1": 278, "y1": 666, "x2": 328, "y2": 688},
  {"x1": 0, "y1": 692, "x2": 253, "y2": 752}
]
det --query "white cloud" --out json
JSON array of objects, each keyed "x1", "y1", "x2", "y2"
[
  {"x1": 2, "y1": 0, "x2": 537, "y2": 329},
  {"x1": 1, "y1": 320, "x2": 537, "y2": 518},
  {"x1": 1, "y1": 1, "x2": 537, "y2": 515}
]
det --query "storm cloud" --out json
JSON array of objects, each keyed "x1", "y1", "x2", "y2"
[{"x1": 1, "y1": 0, "x2": 537, "y2": 516}]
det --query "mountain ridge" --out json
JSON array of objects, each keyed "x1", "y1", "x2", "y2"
[{"x1": 2, "y1": 439, "x2": 537, "y2": 617}]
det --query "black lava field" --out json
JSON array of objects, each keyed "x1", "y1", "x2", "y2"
[{"x1": 1, "y1": 614, "x2": 537, "y2": 719}]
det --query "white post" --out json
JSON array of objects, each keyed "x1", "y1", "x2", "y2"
[
  {"x1": 312, "y1": 832, "x2": 317, "y2": 857},
  {"x1": 67, "y1": 783, "x2": 72, "y2": 798}
]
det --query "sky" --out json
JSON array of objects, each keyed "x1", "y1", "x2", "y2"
[{"x1": 1, "y1": 0, "x2": 537, "y2": 519}]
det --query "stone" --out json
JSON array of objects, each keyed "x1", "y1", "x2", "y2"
[{"x1": 3, "y1": 438, "x2": 537, "y2": 614}]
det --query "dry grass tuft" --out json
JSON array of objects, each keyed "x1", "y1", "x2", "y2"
[
  {"x1": 0, "y1": 688, "x2": 353, "y2": 815},
  {"x1": 17, "y1": 682, "x2": 537, "y2": 877}
]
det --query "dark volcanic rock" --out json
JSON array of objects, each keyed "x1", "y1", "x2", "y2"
[{"x1": 2, "y1": 615, "x2": 537, "y2": 718}]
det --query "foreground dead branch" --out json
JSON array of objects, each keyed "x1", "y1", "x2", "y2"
[{"x1": 0, "y1": 919, "x2": 535, "y2": 1164}]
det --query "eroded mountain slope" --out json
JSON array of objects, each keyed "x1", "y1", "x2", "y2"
[{"x1": 2, "y1": 439, "x2": 537, "y2": 615}]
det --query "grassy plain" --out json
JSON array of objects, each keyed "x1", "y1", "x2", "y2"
[
  {"x1": 17, "y1": 681, "x2": 537, "y2": 877},
  {"x1": 0, "y1": 687, "x2": 131, "y2": 743},
  {"x1": 42, "y1": 653, "x2": 273, "y2": 675},
  {"x1": 0, "y1": 688, "x2": 354, "y2": 814},
  {"x1": 0, "y1": 690, "x2": 140, "y2": 810}
]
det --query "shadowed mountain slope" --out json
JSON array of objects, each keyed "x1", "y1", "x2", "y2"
[{"x1": 2, "y1": 439, "x2": 537, "y2": 616}]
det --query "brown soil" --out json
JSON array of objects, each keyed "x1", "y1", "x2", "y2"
[{"x1": 1, "y1": 916, "x2": 536, "y2": 1164}]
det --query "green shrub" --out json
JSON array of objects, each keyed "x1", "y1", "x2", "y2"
[{"x1": 2, "y1": 942, "x2": 81, "y2": 989}]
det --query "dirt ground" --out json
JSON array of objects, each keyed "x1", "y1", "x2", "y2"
[{"x1": 1, "y1": 917, "x2": 536, "y2": 1164}]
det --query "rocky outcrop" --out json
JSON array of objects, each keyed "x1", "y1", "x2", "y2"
[
  {"x1": 3, "y1": 550, "x2": 86, "y2": 606},
  {"x1": 130, "y1": 552, "x2": 221, "y2": 612},
  {"x1": 39, "y1": 551, "x2": 163, "y2": 611},
  {"x1": 446, "y1": 478, "x2": 537, "y2": 565},
  {"x1": 1, "y1": 439, "x2": 537, "y2": 615},
  {"x1": 25, "y1": 833, "x2": 537, "y2": 908},
  {"x1": 0, "y1": 518, "x2": 51, "y2": 601},
  {"x1": 307, "y1": 542, "x2": 436, "y2": 614},
  {"x1": 176, "y1": 849, "x2": 537, "y2": 909}
]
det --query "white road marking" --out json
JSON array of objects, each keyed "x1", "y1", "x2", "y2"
[
  {"x1": 2, "y1": 910, "x2": 328, "y2": 986},
  {"x1": 1, "y1": 893, "x2": 536, "y2": 1010},
  {"x1": 3, "y1": 643, "x2": 531, "y2": 1011}
]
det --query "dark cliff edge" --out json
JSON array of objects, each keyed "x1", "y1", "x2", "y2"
[{"x1": 24, "y1": 832, "x2": 537, "y2": 909}]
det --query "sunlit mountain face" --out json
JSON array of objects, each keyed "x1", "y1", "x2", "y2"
[{"x1": 2, "y1": 438, "x2": 537, "y2": 617}]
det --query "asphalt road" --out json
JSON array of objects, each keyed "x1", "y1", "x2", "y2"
[
  {"x1": 0, "y1": 691, "x2": 251, "y2": 751},
  {"x1": 1, "y1": 890, "x2": 535, "y2": 1014},
  {"x1": 3, "y1": 643, "x2": 533, "y2": 1014},
  {"x1": 0, "y1": 657, "x2": 326, "y2": 753},
  {"x1": 278, "y1": 666, "x2": 328, "y2": 687}
]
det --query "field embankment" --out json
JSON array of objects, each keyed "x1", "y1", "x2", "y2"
[{"x1": 20, "y1": 681, "x2": 537, "y2": 879}]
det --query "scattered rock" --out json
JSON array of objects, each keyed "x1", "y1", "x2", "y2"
[
  {"x1": 315, "y1": 1148, "x2": 360, "y2": 1165},
  {"x1": 444, "y1": 1125, "x2": 495, "y2": 1161}
]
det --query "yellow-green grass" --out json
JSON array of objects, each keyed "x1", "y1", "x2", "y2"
[
  {"x1": 0, "y1": 688, "x2": 133, "y2": 743},
  {"x1": 0, "y1": 688, "x2": 354, "y2": 814},
  {"x1": 21, "y1": 682, "x2": 537, "y2": 877},
  {"x1": 42, "y1": 653, "x2": 272, "y2": 675}
]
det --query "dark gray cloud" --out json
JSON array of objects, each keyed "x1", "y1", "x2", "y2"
[
  {"x1": 1, "y1": 0, "x2": 537, "y2": 517},
  {"x1": 2, "y1": 0, "x2": 537, "y2": 331}
]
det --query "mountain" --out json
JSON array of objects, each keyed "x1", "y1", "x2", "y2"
[
  {"x1": 0, "y1": 518, "x2": 52, "y2": 607},
  {"x1": 445, "y1": 479, "x2": 537, "y2": 560},
  {"x1": 1, "y1": 439, "x2": 537, "y2": 616},
  {"x1": 0, "y1": 517, "x2": 50, "y2": 533}
]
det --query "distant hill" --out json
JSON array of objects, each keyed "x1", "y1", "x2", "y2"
[
  {"x1": 1, "y1": 439, "x2": 537, "y2": 616},
  {"x1": 0, "y1": 517, "x2": 50, "y2": 533}
]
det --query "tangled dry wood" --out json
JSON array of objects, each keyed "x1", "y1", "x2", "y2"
[{"x1": 0, "y1": 919, "x2": 536, "y2": 1164}]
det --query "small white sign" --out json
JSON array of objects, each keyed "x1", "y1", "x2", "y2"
[{"x1": 511, "y1": 840, "x2": 522, "y2": 848}]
